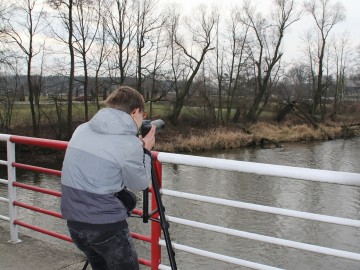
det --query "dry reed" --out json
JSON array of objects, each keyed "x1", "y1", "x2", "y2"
[{"x1": 155, "y1": 122, "x2": 346, "y2": 153}]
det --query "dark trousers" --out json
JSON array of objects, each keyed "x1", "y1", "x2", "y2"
[{"x1": 68, "y1": 224, "x2": 139, "y2": 270}]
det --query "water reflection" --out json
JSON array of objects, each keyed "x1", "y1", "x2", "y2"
[{"x1": 1, "y1": 138, "x2": 360, "y2": 269}]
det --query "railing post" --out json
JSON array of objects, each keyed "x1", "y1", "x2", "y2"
[
  {"x1": 7, "y1": 138, "x2": 21, "y2": 243},
  {"x1": 151, "y1": 156, "x2": 162, "y2": 270}
]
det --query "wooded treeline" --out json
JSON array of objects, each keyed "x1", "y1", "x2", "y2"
[{"x1": 0, "y1": 0, "x2": 359, "y2": 139}]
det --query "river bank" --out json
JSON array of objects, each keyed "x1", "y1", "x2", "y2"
[{"x1": 154, "y1": 121, "x2": 360, "y2": 153}]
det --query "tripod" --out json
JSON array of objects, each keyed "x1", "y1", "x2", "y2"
[
  {"x1": 142, "y1": 154, "x2": 178, "y2": 270},
  {"x1": 82, "y1": 154, "x2": 177, "y2": 270}
]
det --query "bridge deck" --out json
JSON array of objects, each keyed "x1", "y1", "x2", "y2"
[{"x1": 0, "y1": 224, "x2": 85, "y2": 270}]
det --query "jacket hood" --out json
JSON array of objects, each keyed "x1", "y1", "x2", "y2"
[{"x1": 89, "y1": 108, "x2": 138, "y2": 135}]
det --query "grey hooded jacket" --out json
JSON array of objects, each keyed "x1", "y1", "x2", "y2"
[{"x1": 61, "y1": 108, "x2": 152, "y2": 224}]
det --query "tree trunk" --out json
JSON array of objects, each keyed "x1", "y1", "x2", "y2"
[
  {"x1": 170, "y1": 98, "x2": 184, "y2": 125},
  {"x1": 67, "y1": 0, "x2": 75, "y2": 139}
]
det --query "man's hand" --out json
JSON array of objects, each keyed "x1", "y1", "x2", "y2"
[{"x1": 141, "y1": 125, "x2": 156, "y2": 151}]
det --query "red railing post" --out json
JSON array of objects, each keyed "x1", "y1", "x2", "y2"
[{"x1": 151, "y1": 154, "x2": 162, "y2": 270}]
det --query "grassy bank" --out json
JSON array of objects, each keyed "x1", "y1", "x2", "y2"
[{"x1": 155, "y1": 122, "x2": 358, "y2": 153}]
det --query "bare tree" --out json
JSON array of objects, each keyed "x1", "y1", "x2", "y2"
[
  {"x1": 146, "y1": 22, "x2": 171, "y2": 118},
  {"x1": 47, "y1": 0, "x2": 76, "y2": 139},
  {"x1": 0, "y1": 0, "x2": 12, "y2": 46},
  {"x1": 2, "y1": 0, "x2": 47, "y2": 136},
  {"x1": 91, "y1": 15, "x2": 111, "y2": 110},
  {"x1": 134, "y1": 0, "x2": 167, "y2": 96},
  {"x1": 168, "y1": 5, "x2": 217, "y2": 125},
  {"x1": 331, "y1": 33, "x2": 352, "y2": 119},
  {"x1": 197, "y1": 60, "x2": 216, "y2": 124},
  {"x1": 240, "y1": 0, "x2": 301, "y2": 123},
  {"x1": 213, "y1": 11, "x2": 225, "y2": 125},
  {"x1": 304, "y1": 0, "x2": 345, "y2": 117},
  {"x1": 106, "y1": 0, "x2": 136, "y2": 84},
  {"x1": 220, "y1": 8, "x2": 250, "y2": 124},
  {"x1": 301, "y1": 31, "x2": 318, "y2": 103},
  {"x1": 282, "y1": 63, "x2": 310, "y2": 101},
  {"x1": 73, "y1": 0, "x2": 101, "y2": 121},
  {"x1": 0, "y1": 56, "x2": 22, "y2": 131},
  {"x1": 44, "y1": 77, "x2": 68, "y2": 139}
]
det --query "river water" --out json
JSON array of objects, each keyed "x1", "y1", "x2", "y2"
[{"x1": 1, "y1": 138, "x2": 360, "y2": 270}]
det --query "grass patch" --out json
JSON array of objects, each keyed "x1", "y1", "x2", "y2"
[
  {"x1": 250, "y1": 122, "x2": 343, "y2": 142},
  {"x1": 155, "y1": 122, "x2": 347, "y2": 153},
  {"x1": 157, "y1": 128, "x2": 254, "y2": 152}
]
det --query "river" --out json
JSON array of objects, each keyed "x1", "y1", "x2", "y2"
[{"x1": 1, "y1": 138, "x2": 360, "y2": 270}]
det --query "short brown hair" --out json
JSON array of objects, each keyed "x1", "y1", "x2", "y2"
[{"x1": 104, "y1": 86, "x2": 144, "y2": 114}]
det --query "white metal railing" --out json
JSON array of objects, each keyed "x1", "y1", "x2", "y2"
[
  {"x1": 161, "y1": 189, "x2": 360, "y2": 227},
  {"x1": 161, "y1": 191, "x2": 360, "y2": 261},
  {"x1": 154, "y1": 152, "x2": 360, "y2": 269}
]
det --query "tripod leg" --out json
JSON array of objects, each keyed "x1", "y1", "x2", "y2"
[
  {"x1": 143, "y1": 188, "x2": 149, "y2": 223},
  {"x1": 82, "y1": 260, "x2": 89, "y2": 270},
  {"x1": 151, "y1": 163, "x2": 178, "y2": 270}
]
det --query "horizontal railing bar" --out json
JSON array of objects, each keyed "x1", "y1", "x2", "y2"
[
  {"x1": 159, "y1": 240, "x2": 284, "y2": 270},
  {"x1": 132, "y1": 209, "x2": 143, "y2": 216},
  {"x1": 14, "y1": 220, "x2": 72, "y2": 242},
  {"x1": 158, "y1": 264, "x2": 172, "y2": 270},
  {"x1": 161, "y1": 189, "x2": 360, "y2": 228},
  {"x1": 13, "y1": 182, "x2": 61, "y2": 197},
  {"x1": 0, "y1": 178, "x2": 8, "y2": 185},
  {"x1": 0, "y1": 215, "x2": 9, "y2": 221},
  {"x1": 12, "y1": 162, "x2": 61, "y2": 176},
  {"x1": 156, "y1": 152, "x2": 360, "y2": 186},
  {"x1": 0, "y1": 160, "x2": 8, "y2": 166},
  {"x1": 0, "y1": 197, "x2": 9, "y2": 203},
  {"x1": 14, "y1": 201, "x2": 62, "y2": 219},
  {"x1": 9, "y1": 135, "x2": 68, "y2": 150},
  {"x1": 138, "y1": 258, "x2": 152, "y2": 267},
  {"x1": 166, "y1": 215, "x2": 360, "y2": 262},
  {"x1": 131, "y1": 232, "x2": 151, "y2": 243}
]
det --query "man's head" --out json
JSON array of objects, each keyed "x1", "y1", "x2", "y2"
[
  {"x1": 105, "y1": 86, "x2": 145, "y2": 113},
  {"x1": 105, "y1": 86, "x2": 146, "y2": 128}
]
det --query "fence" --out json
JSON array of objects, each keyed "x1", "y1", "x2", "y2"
[{"x1": 1, "y1": 134, "x2": 360, "y2": 269}]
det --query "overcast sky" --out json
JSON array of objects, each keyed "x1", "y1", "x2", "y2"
[{"x1": 164, "y1": 0, "x2": 360, "y2": 62}]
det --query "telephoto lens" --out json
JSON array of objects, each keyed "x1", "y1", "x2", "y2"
[{"x1": 140, "y1": 119, "x2": 165, "y2": 137}]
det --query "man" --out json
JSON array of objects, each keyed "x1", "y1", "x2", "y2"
[{"x1": 61, "y1": 86, "x2": 155, "y2": 270}]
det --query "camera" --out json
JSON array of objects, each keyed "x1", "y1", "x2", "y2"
[{"x1": 140, "y1": 119, "x2": 165, "y2": 137}]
